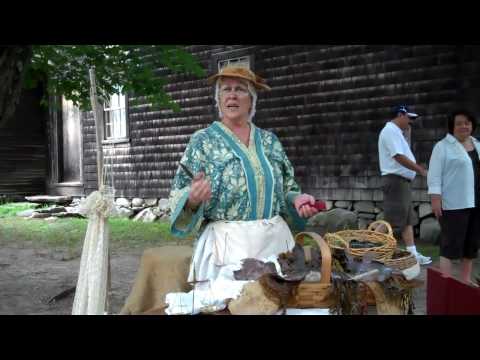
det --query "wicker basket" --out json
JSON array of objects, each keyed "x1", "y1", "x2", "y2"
[
  {"x1": 381, "y1": 249, "x2": 418, "y2": 270},
  {"x1": 324, "y1": 220, "x2": 397, "y2": 261},
  {"x1": 324, "y1": 232, "x2": 348, "y2": 251},
  {"x1": 287, "y1": 232, "x2": 335, "y2": 308}
]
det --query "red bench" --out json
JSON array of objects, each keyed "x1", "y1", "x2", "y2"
[{"x1": 427, "y1": 267, "x2": 480, "y2": 315}]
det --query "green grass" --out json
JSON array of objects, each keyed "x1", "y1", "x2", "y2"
[
  {"x1": 0, "y1": 203, "x2": 193, "y2": 251},
  {"x1": 0, "y1": 202, "x2": 440, "y2": 259},
  {"x1": 0, "y1": 202, "x2": 42, "y2": 217},
  {"x1": 416, "y1": 243, "x2": 440, "y2": 261}
]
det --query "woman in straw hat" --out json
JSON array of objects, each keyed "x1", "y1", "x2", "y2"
[
  {"x1": 121, "y1": 66, "x2": 320, "y2": 315},
  {"x1": 169, "y1": 66, "x2": 319, "y2": 285}
]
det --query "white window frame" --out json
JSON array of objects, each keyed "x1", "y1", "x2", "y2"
[
  {"x1": 103, "y1": 90, "x2": 129, "y2": 143},
  {"x1": 218, "y1": 55, "x2": 251, "y2": 71}
]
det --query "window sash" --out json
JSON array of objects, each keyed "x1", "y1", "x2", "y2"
[
  {"x1": 104, "y1": 93, "x2": 127, "y2": 140},
  {"x1": 218, "y1": 56, "x2": 251, "y2": 70}
]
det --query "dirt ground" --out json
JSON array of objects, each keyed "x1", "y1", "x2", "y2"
[
  {"x1": 1, "y1": 243, "x2": 478, "y2": 315},
  {"x1": 0, "y1": 244, "x2": 143, "y2": 315}
]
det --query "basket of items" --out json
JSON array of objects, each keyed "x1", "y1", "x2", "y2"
[
  {"x1": 286, "y1": 232, "x2": 335, "y2": 309},
  {"x1": 381, "y1": 248, "x2": 418, "y2": 271},
  {"x1": 324, "y1": 220, "x2": 397, "y2": 261}
]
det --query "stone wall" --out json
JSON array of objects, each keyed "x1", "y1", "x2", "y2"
[{"x1": 307, "y1": 199, "x2": 440, "y2": 244}]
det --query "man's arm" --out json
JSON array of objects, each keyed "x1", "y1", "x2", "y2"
[{"x1": 393, "y1": 154, "x2": 428, "y2": 177}]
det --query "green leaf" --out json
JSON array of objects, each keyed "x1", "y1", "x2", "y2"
[{"x1": 28, "y1": 45, "x2": 205, "y2": 112}]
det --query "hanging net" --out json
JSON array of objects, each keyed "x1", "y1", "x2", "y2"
[{"x1": 72, "y1": 134, "x2": 117, "y2": 315}]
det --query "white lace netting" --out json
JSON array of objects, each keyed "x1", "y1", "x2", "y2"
[{"x1": 72, "y1": 188, "x2": 116, "y2": 315}]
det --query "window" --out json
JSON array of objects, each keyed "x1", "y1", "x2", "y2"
[
  {"x1": 103, "y1": 91, "x2": 128, "y2": 141},
  {"x1": 218, "y1": 55, "x2": 251, "y2": 70}
]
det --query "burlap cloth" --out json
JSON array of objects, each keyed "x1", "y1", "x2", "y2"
[{"x1": 120, "y1": 246, "x2": 193, "y2": 315}]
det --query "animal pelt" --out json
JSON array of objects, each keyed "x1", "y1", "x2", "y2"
[
  {"x1": 329, "y1": 272, "x2": 368, "y2": 315},
  {"x1": 233, "y1": 258, "x2": 277, "y2": 281},
  {"x1": 278, "y1": 243, "x2": 322, "y2": 280},
  {"x1": 377, "y1": 275, "x2": 422, "y2": 314}
]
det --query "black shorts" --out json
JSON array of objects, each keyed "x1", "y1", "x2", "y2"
[{"x1": 439, "y1": 207, "x2": 480, "y2": 260}]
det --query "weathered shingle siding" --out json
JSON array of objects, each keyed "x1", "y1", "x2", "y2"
[
  {"x1": 256, "y1": 45, "x2": 478, "y2": 202},
  {"x1": 0, "y1": 86, "x2": 47, "y2": 197},
  {"x1": 81, "y1": 45, "x2": 480, "y2": 202}
]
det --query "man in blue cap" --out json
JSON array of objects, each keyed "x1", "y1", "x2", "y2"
[{"x1": 378, "y1": 105, "x2": 432, "y2": 265}]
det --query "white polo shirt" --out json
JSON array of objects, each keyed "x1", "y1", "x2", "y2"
[{"x1": 378, "y1": 121, "x2": 417, "y2": 181}]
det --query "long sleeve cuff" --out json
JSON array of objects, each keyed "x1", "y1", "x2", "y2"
[
  {"x1": 286, "y1": 191, "x2": 301, "y2": 205},
  {"x1": 427, "y1": 186, "x2": 442, "y2": 195},
  {"x1": 170, "y1": 188, "x2": 205, "y2": 238},
  {"x1": 284, "y1": 191, "x2": 307, "y2": 232}
]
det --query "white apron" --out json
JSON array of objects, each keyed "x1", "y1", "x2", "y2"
[{"x1": 187, "y1": 215, "x2": 295, "y2": 283}]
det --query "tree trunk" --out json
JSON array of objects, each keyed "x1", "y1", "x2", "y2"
[{"x1": 0, "y1": 46, "x2": 33, "y2": 128}]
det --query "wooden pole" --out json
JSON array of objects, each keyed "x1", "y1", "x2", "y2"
[
  {"x1": 88, "y1": 67, "x2": 105, "y2": 191},
  {"x1": 88, "y1": 67, "x2": 110, "y2": 313}
]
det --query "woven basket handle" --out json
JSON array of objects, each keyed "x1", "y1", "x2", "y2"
[
  {"x1": 325, "y1": 232, "x2": 348, "y2": 249},
  {"x1": 294, "y1": 232, "x2": 331, "y2": 284},
  {"x1": 367, "y1": 220, "x2": 393, "y2": 237}
]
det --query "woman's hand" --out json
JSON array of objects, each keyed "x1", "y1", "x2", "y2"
[
  {"x1": 431, "y1": 195, "x2": 443, "y2": 219},
  {"x1": 294, "y1": 193, "x2": 319, "y2": 218},
  {"x1": 186, "y1": 172, "x2": 211, "y2": 210}
]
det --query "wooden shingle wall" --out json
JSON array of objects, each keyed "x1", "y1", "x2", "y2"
[
  {"x1": 81, "y1": 45, "x2": 480, "y2": 202},
  {"x1": 0, "y1": 86, "x2": 47, "y2": 198}
]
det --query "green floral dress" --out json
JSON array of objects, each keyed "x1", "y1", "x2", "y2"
[{"x1": 169, "y1": 121, "x2": 306, "y2": 242}]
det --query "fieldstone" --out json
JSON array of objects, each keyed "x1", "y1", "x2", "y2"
[
  {"x1": 55, "y1": 212, "x2": 84, "y2": 218},
  {"x1": 16, "y1": 209, "x2": 36, "y2": 218},
  {"x1": 132, "y1": 198, "x2": 145, "y2": 207},
  {"x1": 358, "y1": 218, "x2": 370, "y2": 230},
  {"x1": 152, "y1": 207, "x2": 163, "y2": 217},
  {"x1": 334, "y1": 201, "x2": 352, "y2": 209},
  {"x1": 131, "y1": 207, "x2": 146, "y2": 215},
  {"x1": 158, "y1": 198, "x2": 169, "y2": 212},
  {"x1": 25, "y1": 195, "x2": 72, "y2": 205},
  {"x1": 420, "y1": 217, "x2": 441, "y2": 244},
  {"x1": 115, "y1": 198, "x2": 131, "y2": 208},
  {"x1": 307, "y1": 208, "x2": 358, "y2": 233},
  {"x1": 65, "y1": 206, "x2": 82, "y2": 214},
  {"x1": 133, "y1": 208, "x2": 158, "y2": 223},
  {"x1": 357, "y1": 212, "x2": 376, "y2": 220},
  {"x1": 71, "y1": 198, "x2": 82, "y2": 205},
  {"x1": 144, "y1": 198, "x2": 158, "y2": 207},
  {"x1": 36, "y1": 206, "x2": 66, "y2": 214},
  {"x1": 419, "y1": 203, "x2": 433, "y2": 219},
  {"x1": 29, "y1": 212, "x2": 51, "y2": 219},
  {"x1": 353, "y1": 201, "x2": 375, "y2": 213},
  {"x1": 114, "y1": 206, "x2": 134, "y2": 218}
]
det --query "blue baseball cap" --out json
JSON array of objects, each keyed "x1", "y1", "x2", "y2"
[{"x1": 393, "y1": 105, "x2": 419, "y2": 119}]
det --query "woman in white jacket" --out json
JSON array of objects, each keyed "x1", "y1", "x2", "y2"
[{"x1": 427, "y1": 110, "x2": 480, "y2": 286}]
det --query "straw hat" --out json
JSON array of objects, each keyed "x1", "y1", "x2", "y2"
[{"x1": 207, "y1": 66, "x2": 271, "y2": 91}]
